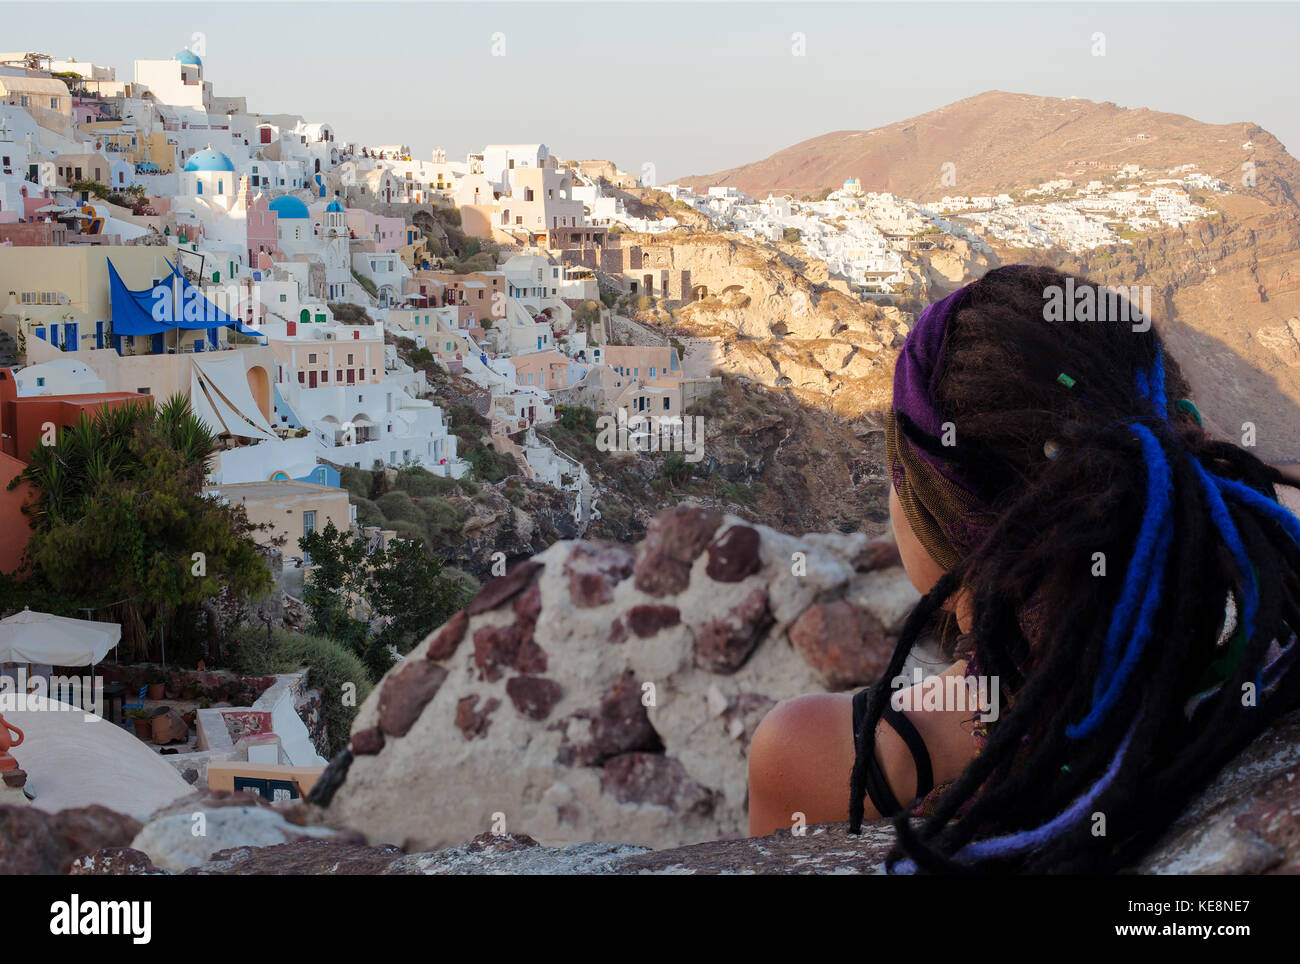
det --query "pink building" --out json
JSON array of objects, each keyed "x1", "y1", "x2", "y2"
[
  {"x1": 265, "y1": 320, "x2": 384, "y2": 390},
  {"x1": 21, "y1": 190, "x2": 55, "y2": 220},
  {"x1": 513, "y1": 350, "x2": 572, "y2": 392},
  {"x1": 244, "y1": 190, "x2": 280, "y2": 267},
  {"x1": 344, "y1": 208, "x2": 405, "y2": 253}
]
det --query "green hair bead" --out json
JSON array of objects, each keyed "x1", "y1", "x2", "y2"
[{"x1": 1175, "y1": 398, "x2": 1203, "y2": 426}]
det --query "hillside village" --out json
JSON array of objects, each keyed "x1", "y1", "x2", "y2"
[
  {"x1": 663, "y1": 164, "x2": 1230, "y2": 294},
  {"x1": 0, "y1": 48, "x2": 736, "y2": 574}
]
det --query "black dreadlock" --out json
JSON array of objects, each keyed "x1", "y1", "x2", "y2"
[{"x1": 850, "y1": 265, "x2": 1300, "y2": 874}]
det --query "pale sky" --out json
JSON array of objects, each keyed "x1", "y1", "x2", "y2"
[{"x1": 6, "y1": 1, "x2": 1298, "y2": 181}]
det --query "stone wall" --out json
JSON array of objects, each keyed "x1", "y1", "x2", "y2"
[
  {"x1": 19, "y1": 704, "x2": 1300, "y2": 874},
  {"x1": 319, "y1": 505, "x2": 919, "y2": 851}
]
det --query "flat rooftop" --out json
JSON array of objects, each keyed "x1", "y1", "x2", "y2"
[{"x1": 205, "y1": 479, "x2": 344, "y2": 500}]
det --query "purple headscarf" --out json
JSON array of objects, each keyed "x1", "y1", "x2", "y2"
[{"x1": 886, "y1": 281, "x2": 994, "y2": 569}]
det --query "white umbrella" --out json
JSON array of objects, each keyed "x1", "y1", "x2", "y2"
[
  {"x1": 0, "y1": 608, "x2": 122, "y2": 716},
  {"x1": 0, "y1": 608, "x2": 120, "y2": 666}
]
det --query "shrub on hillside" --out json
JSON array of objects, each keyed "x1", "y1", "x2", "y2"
[
  {"x1": 329, "y1": 302, "x2": 374, "y2": 325},
  {"x1": 226, "y1": 626, "x2": 372, "y2": 756},
  {"x1": 420, "y1": 498, "x2": 464, "y2": 546},
  {"x1": 395, "y1": 467, "x2": 459, "y2": 497},
  {"x1": 375, "y1": 490, "x2": 422, "y2": 523},
  {"x1": 353, "y1": 497, "x2": 383, "y2": 528},
  {"x1": 448, "y1": 402, "x2": 488, "y2": 437},
  {"x1": 463, "y1": 439, "x2": 516, "y2": 483},
  {"x1": 340, "y1": 466, "x2": 373, "y2": 500}
]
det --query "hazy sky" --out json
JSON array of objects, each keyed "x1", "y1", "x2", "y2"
[{"x1": 7, "y1": 2, "x2": 1298, "y2": 180}]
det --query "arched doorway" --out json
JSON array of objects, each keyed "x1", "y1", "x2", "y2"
[{"x1": 245, "y1": 365, "x2": 273, "y2": 423}]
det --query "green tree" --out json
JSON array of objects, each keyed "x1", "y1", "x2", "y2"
[
  {"x1": 18, "y1": 396, "x2": 271, "y2": 658},
  {"x1": 661, "y1": 453, "x2": 694, "y2": 488},
  {"x1": 370, "y1": 537, "x2": 472, "y2": 654},
  {"x1": 297, "y1": 521, "x2": 370, "y2": 654},
  {"x1": 573, "y1": 300, "x2": 601, "y2": 336},
  {"x1": 70, "y1": 179, "x2": 109, "y2": 200},
  {"x1": 298, "y1": 521, "x2": 474, "y2": 681}
]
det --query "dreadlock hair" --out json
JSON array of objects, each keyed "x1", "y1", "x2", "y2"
[{"x1": 849, "y1": 264, "x2": 1300, "y2": 874}]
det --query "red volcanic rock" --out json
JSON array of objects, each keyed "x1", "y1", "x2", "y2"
[
  {"x1": 556, "y1": 672, "x2": 663, "y2": 767},
  {"x1": 600, "y1": 753, "x2": 716, "y2": 817},
  {"x1": 0, "y1": 804, "x2": 141, "y2": 875},
  {"x1": 455, "y1": 695, "x2": 501, "y2": 740},
  {"x1": 514, "y1": 581, "x2": 543, "y2": 628},
  {"x1": 426, "y1": 610, "x2": 469, "y2": 661},
  {"x1": 787, "y1": 600, "x2": 890, "y2": 689},
  {"x1": 473, "y1": 621, "x2": 548, "y2": 680},
  {"x1": 506, "y1": 676, "x2": 564, "y2": 721},
  {"x1": 69, "y1": 847, "x2": 163, "y2": 875},
  {"x1": 351, "y1": 726, "x2": 385, "y2": 756},
  {"x1": 695, "y1": 588, "x2": 772, "y2": 674},
  {"x1": 634, "y1": 506, "x2": 722, "y2": 597},
  {"x1": 473, "y1": 623, "x2": 522, "y2": 682},
  {"x1": 515, "y1": 638, "x2": 549, "y2": 675},
  {"x1": 565, "y1": 541, "x2": 635, "y2": 608},
  {"x1": 626, "y1": 605, "x2": 682, "y2": 638},
  {"x1": 378, "y1": 659, "x2": 449, "y2": 737},
  {"x1": 467, "y1": 561, "x2": 543, "y2": 615},
  {"x1": 706, "y1": 525, "x2": 762, "y2": 583},
  {"x1": 854, "y1": 539, "x2": 902, "y2": 573}
]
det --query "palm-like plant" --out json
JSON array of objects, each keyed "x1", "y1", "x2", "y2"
[
  {"x1": 19, "y1": 394, "x2": 210, "y2": 528},
  {"x1": 157, "y1": 393, "x2": 216, "y2": 469},
  {"x1": 16, "y1": 393, "x2": 265, "y2": 659}
]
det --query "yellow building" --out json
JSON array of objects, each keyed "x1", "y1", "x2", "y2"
[
  {"x1": 203, "y1": 480, "x2": 353, "y2": 558},
  {"x1": 0, "y1": 75, "x2": 72, "y2": 116}
]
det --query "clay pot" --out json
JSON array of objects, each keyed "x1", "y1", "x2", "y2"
[
  {"x1": 147, "y1": 682, "x2": 165, "y2": 701},
  {"x1": 0, "y1": 713, "x2": 24, "y2": 772},
  {"x1": 132, "y1": 717, "x2": 152, "y2": 741},
  {"x1": 151, "y1": 708, "x2": 189, "y2": 745}
]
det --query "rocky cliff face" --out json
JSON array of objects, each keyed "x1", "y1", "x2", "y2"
[
  {"x1": 444, "y1": 482, "x2": 582, "y2": 580},
  {"x1": 1026, "y1": 196, "x2": 1300, "y2": 461},
  {"x1": 668, "y1": 90, "x2": 1300, "y2": 461},
  {"x1": 625, "y1": 233, "x2": 916, "y2": 416}
]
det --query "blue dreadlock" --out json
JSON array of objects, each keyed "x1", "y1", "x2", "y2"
[
  {"x1": 1066, "y1": 422, "x2": 1173, "y2": 739},
  {"x1": 852, "y1": 265, "x2": 1300, "y2": 874}
]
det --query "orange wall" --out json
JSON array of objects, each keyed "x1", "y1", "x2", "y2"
[
  {"x1": 207, "y1": 760, "x2": 323, "y2": 798},
  {"x1": 0, "y1": 452, "x2": 34, "y2": 574},
  {"x1": 0, "y1": 369, "x2": 143, "y2": 461},
  {"x1": 2, "y1": 394, "x2": 143, "y2": 462}
]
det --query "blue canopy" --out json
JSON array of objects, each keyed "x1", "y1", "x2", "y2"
[
  {"x1": 107, "y1": 259, "x2": 262, "y2": 337},
  {"x1": 169, "y1": 260, "x2": 261, "y2": 336},
  {"x1": 107, "y1": 259, "x2": 172, "y2": 336}
]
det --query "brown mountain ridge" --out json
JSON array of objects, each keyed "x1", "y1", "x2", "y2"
[{"x1": 680, "y1": 91, "x2": 1299, "y2": 206}]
